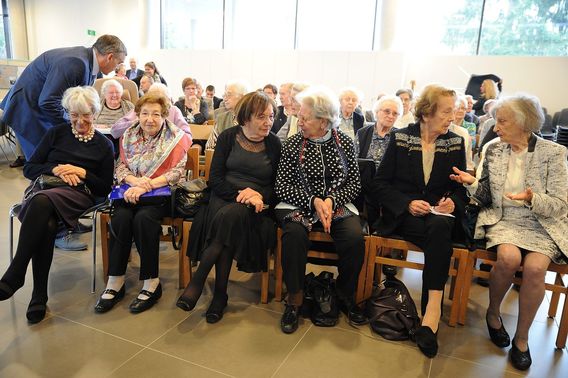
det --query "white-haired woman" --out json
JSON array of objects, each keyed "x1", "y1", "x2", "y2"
[
  {"x1": 451, "y1": 95, "x2": 568, "y2": 371},
  {"x1": 394, "y1": 88, "x2": 415, "y2": 129},
  {"x1": 94, "y1": 79, "x2": 134, "y2": 131},
  {"x1": 274, "y1": 87, "x2": 365, "y2": 334},
  {"x1": 0, "y1": 86, "x2": 114, "y2": 323},
  {"x1": 338, "y1": 87, "x2": 364, "y2": 139}
]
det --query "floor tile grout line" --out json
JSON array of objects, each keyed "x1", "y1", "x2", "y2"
[
  {"x1": 434, "y1": 352, "x2": 526, "y2": 376},
  {"x1": 143, "y1": 347, "x2": 236, "y2": 378},
  {"x1": 105, "y1": 346, "x2": 150, "y2": 378},
  {"x1": 270, "y1": 324, "x2": 313, "y2": 378}
]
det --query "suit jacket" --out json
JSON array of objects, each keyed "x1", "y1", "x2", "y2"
[
  {"x1": 353, "y1": 111, "x2": 365, "y2": 136},
  {"x1": 271, "y1": 105, "x2": 287, "y2": 134},
  {"x1": 126, "y1": 68, "x2": 144, "y2": 81},
  {"x1": 213, "y1": 96, "x2": 222, "y2": 110},
  {"x1": 471, "y1": 135, "x2": 568, "y2": 256},
  {"x1": 372, "y1": 123, "x2": 467, "y2": 235},
  {"x1": 0, "y1": 46, "x2": 95, "y2": 158}
]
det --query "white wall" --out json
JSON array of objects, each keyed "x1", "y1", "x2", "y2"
[{"x1": 23, "y1": 0, "x2": 568, "y2": 114}]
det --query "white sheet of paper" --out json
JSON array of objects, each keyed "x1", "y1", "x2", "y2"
[{"x1": 430, "y1": 207, "x2": 455, "y2": 218}]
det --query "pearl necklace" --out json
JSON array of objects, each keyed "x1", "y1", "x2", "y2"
[{"x1": 72, "y1": 126, "x2": 95, "y2": 143}]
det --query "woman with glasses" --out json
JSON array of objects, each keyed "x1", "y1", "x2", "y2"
[
  {"x1": 371, "y1": 84, "x2": 467, "y2": 358},
  {"x1": 274, "y1": 87, "x2": 366, "y2": 334},
  {"x1": 174, "y1": 77, "x2": 209, "y2": 125},
  {"x1": 94, "y1": 94, "x2": 191, "y2": 315},
  {"x1": 177, "y1": 91, "x2": 281, "y2": 323},
  {"x1": 0, "y1": 86, "x2": 114, "y2": 323}
]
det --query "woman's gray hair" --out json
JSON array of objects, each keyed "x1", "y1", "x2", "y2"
[
  {"x1": 148, "y1": 83, "x2": 171, "y2": 98},
  {"x1": 62, "y1": 86, "x2": 101, "y2": 115},
  {"x1": 297, "y1": 86, "x2": 339, "y2": 130},
  {"x1": 373, "y1": 95, "x2": 403, "y2": 117},
  {"x1": 455, "y1": 95, "x2": 467, "y2": 108},
  {"x1": 339, "y1": 87, "x2": 363, "y2": 102},
  {"x1": 490, "y1": 94, "x2": 544, "y2": 133},
  {"x1": 101, "y1": 79, "x2": 124, "y2": 96}
]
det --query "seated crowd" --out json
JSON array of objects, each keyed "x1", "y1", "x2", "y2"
[{"x1": 0, "y1": 68, "x2": 566, "y2": 373}]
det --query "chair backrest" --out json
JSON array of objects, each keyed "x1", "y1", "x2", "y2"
[
  {"x1": 204, "y1": 149, "x2": 214, "y2": 181},
  {"x1": 189, "y1": 123, "x2": 214, "y2": 140},
  {"x1": 186, "y1": 146, "x2": 200, "y2": 180},
  {"x1": 93, "y1": 78, "x2": 139, "y2": 104}
]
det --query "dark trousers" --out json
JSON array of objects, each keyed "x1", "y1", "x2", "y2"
[
  {"x1": 397, "y1": 213, "x2": 454, "y2": 314},
  {"x1": 276, "y1": 210, "x2": 365, "y2": 299},
  {"x1": 2, "y1": 195, "x2": 58, "y2": 303},
  {"x1": 108, "y1": 203, "x2": 166, "y2": 280}
]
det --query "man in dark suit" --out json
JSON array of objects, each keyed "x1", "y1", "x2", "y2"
[
  {"x1": 126, "y1": 57, "x2": 144, "y2": 81},
  {"x1": 206, "y1": 85, "x2": 222, "y2": 110},
  {"x1": 0, "y1": 34, "x2": 127, "y2": 159}
]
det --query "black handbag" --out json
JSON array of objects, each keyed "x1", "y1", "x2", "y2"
[
  {"x1": 366, "y1": 275, "x2": 420, "y2": 341},
  {"x1": 24, "y1": 174, "x2": 87, "y2": 201},
  {"x1": 172, "y1": 178, "x2": 208, "y2": 218},
  {"x1": 302, "y1": 271, "x2": 339, "y2": 327},
  {"x1": 461, "y1": 202, "x2": 481, "y2": 250}
]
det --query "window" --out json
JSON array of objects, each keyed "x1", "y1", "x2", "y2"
[
  {"x1": 162, "y1": 0, "x2": 224, "y2": 49},
  {"x1": 295, "y1": 0, "x2": 377, "y2": 51},
  {"x1": 1, "y1": 0, "x2": 9, "y2": 59},
  {"x1": 478, "y1": 0, "x2": 567, "y2": 56},
  {"x1": 0, "y1": 16, "x2": 6, "y2": 59},
  {"x1": 224, "y1": 0, "x2": 296, "y2": 49}
]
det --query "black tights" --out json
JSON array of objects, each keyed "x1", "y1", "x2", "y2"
[
  {"x1": 1, "y1": 195, "x2": 59, "y2": 305},
  {"x1": 180, "y1": 240, "x2": 234, "y2": 308}
]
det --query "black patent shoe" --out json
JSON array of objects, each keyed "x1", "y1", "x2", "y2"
[
  {"x1": 26, "y1": 303, "x2": 47, "y2": 324},
  {"x1": 129, "y1": 283, "x2": 162, "y2": 313},
  {"x1": 205, "y1": 293, "x2": 228, "y2": 324},
  {"x1": 412, "y1": 326, "x2": 438, "y2": 358},
  {"x1": 94, "y1": 285, "x2": 125, "y2": 313},
  {"x1": 486, "y1": 313, "x2": 510, "y2": 348},
  {"x1": 338, "y1": 297, "x2": 367, "y2": 325},
  {"x1": 510, "y1": 339, "x2": 532, "y2": 371},
  {"x1": 281, "y1": 304, "x2": 300, "y2": 334}
]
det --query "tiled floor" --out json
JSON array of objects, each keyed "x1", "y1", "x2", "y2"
[{"x1": 0, "y1": 159, "x2": 566, "y2": 378}]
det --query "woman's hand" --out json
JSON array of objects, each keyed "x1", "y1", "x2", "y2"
[
  {"x1": 129, "y1": 176, "x2": 153, "y2": 192},
  {"x1": 506, "y1": 187, "x2": 533, "y2": 204},
  {"x1": 60, "y1": 173, "x2": 82, "y2": 186},
  {"x1": 236, "y1": 188, "x2": 262, "y2": 204},
  {"x1": 434, "y1": 197, "x2": 455, "y2": 214},
  {"x1": 53, "y1": 164, "x2": 86, "y2": 179},
  {"x1": 408, "y1": 200, "x2": 431, "y2": 217},
  {"x1": 449, "y1": 166, "x2": 475, "y2": 185},
  {"x1": 314, "y1": 197, "x2": 333, "y2": 233},
  {"x1": 123, "y1": 186, "x2": 147, "y2": 204},
  {"x1": 187, "y1": 96, "x2": 200, "y2": 111},
  {"x1": 246, "y1": 195, "x2": 265, "y2": 213}
]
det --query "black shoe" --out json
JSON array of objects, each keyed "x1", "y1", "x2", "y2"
[
  {"x1": 412, "y1": 326, "x2": 438, "y2": 358},
  {"x1": 129, "y1": 283, "x2": 162, "y2": 313},
  {"x1": 205, "y1": 293, "x2": 228, "y2": 324},
  {"x1": 176, "y1": 294, "x2": 198, "y2": 312},
  {"x1": 338, "y1": 297, "x2": 367, "y2": 325},
  {"x1": 94, "y1": 285, "x2": 125, "y2": 313},
  {"x1": 510, "y1": 339, "x2": 532, "y2": 371},
  {"x1": 0, "y1": 280, "x2": 16, "y2": 301},
  {"x1": 281, "y1": 304, "x2": 300, "y2": 334},
  {"x1": 9, "y1": 156, "x2": 25, "y2": 168},
  {"x1": 486, "y1": 313, "x2": 510, "y2": 348},
  {"x1": 26, "y1": 303, "x2": 47, "y2": 324},
  {"x1": 382, "y1": 264, "x2": 398, "y2": 277}
]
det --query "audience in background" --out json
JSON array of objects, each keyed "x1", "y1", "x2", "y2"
[
  {"x1": 271, "y1": 82, "x2": 293, "y2": 134},
  {"x1": 337, "y1": 87, "x2": 364, "y2": 139},
  {"x1": 393, "y1": 88, "x2": 415, "y2": 129},
  {"x1": 206, "y1": 81, "x2": 249, "y2": 149},
  {"x1": 473, "y1": 79, "x2": 499, "y2": 116},
  {"x1": 114, "y1": 63, "x2": 128, "y2": 80},
  {"x1": 464, "y1": 94, "x2": 480, "y2": 126},
  {"x1": 94, "y1": 79, "x2": 134, "y2": 132},
  {"x1": 276, "y1": 83, "x2": 309, "y2": 141},
  {"x1": 263, "y1": 84, "x2": 278, "y2": 101},
  {"x1": 451, "y1": 96, "x2": 476, "y2": 171},
  {"x1": 174, "y1": 77, "x2": 209, "y2": 125},
  {"x1": 126, "y1": 57, "x2": 144, "y2": 81},
  {"x1": 138, "y1": 74, "x2": 154, "y2": 97},
  {"x1": 206, "y1": 85, "x2": 223, "y2": 110}
]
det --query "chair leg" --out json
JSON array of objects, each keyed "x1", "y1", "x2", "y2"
[
  {"x1": 556, "y1": 291, "x2": 568, "y2": 349},
  {"x1": 99, "y1": 213, "x2": 110, "y2": 284},
  {"x1": 179, "y1": 221, "x2": 192, "y2": 289},
  {"x1": 91, "y1": 209, "x2": 99, "y2": 293},
  {"x1": 448, "y1": 249, "x2": 468, "y2": 327},
  {"x1": 9, "y1": 209, "x2": 14, "y2": 262},
  {"x1": 355, "y1": 236, "x2": 370, "y2": 304},
  {"x1": 364, "y1": 236, "x2": 378, "y2": 299},
  {"x1": 548, "y1": 273, "x2": 563, "y2": 318},
  {"x1": 458, "y1": 251, "x2": 478, "y2": 325},
  {"x1": 275, "y1": 228, "x2": 283, "y2": 302},
  {"x1": 260, "y1": 249, "x2": 270, "y2": 304}
]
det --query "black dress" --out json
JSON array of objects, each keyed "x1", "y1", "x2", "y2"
[{"x1": 187, "y1": 126, "x2": 281, "y2": 273}]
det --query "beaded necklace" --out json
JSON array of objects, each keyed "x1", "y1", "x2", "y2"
[{"x1": 71, "y1": 125, "x2": 95, "y2": 142}]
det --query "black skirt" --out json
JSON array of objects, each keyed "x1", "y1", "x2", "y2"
[{"x1": 187, "y1": 192, "x2": 276, "y2": 273}]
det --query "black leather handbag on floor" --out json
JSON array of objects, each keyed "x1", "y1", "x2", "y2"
[
  {"x1": 172, "y1": 178, "x2": 208, "y2": 218},
  {"x1": 366, "y1": 275, "x2": 420, "y2": 340},
  {"x1": 303, "y1": 271, "x2": 339, "y2": 327}
]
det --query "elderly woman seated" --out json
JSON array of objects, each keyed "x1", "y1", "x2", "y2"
[
  {"x1": 174, "y1": 77, "x2": 209, "y2": 125},
  {"x1": 355, "y1": 95, "x2": 402, "y2": 228},
  {"x1": 0, "y1": 86, "x2": 114, "y2": 323},
  {"x1": 450, "y1": 94, "x2": 568, "y2": 371},
  {"x1": 110, "y1": 83, "x2": 191, "y2": 139},
  {"x1": 274, "y1": 87, "x2": 366, "y2": 334},
  {"x1": 94, "y1": 94, "x2": 191, "y2": 314},
  {"x1": 176, "y1": 91, "x2": 281, "y2": 323},
  {"x1": 394, "y1": 88, "x2": 415, "y2": 129},
  {"x1": 372, "y1": 84, "x2": 468, "y2": 358},
  {"x1": 94, "y1": 79, "x2": 134, "y2": 132},
  {"x1": 275, "y1": 83, "x2": 309, "y2": 142},
  {"x1": 337, "y1": 87, "x2": 364, "y2": 140},
  {"x1": 449, "y1": 96, "x2": 475, "y2": 172}
]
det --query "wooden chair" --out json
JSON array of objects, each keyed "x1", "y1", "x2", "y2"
[
  {"x1": 189, "y1": 123, "x2": 214, "y2": 141},
  {"x1": 460, "y1": 247, "x2": 568, "y2": 348},
  {"x1": 365, "y1": 235, "x2": 470, "y2": 327},
  {"x1": 98, "y1": 146, "x2": 200, "y2": 286},
  {"x1": 273, "y1": 228, "x2": 372, "y2": 305}
]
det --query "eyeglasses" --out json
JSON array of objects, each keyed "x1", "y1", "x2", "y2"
[
  {"x1": 139, "y1": 111, "x2": 163, "y2": 119},
  {"x1": 69, "y1": 112, "x2": 94, "y2": 121},
  {"x1": 379, "y1": 109, "x2": 400, "y2": 118}
]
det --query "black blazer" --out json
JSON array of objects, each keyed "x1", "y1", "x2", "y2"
[
  {"x1": 213, "y1": 96, "x2": 223, "y2": 110},
  {"x1": 352, "y1": 111, "x2": 365, "y2": 136},
  {"x1": 271, "y1": 105, "x2": 288, "y2": 134},
  {"x1": 371, "y1": 123, "x2": 468, "y2": 235},
  {"x1": 126, "y1": 68, "x2": 144, "y2": 80},
  {"x1": 355, "y1": 124, "x2": 374, "y2": 158}
]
